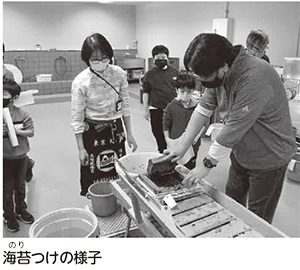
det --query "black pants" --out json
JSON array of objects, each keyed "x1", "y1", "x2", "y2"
[
  {"x1": 226, "y1": 153, "x2": 287, "y2": 224},
  {"x1": 150, "y1": 109, "x2": 167, "y2": 153},
  {"x1": 3, "y1": 157, "x2": 27, "y2": 219}
]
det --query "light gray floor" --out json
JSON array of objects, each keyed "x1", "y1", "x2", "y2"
[{"x1": 3, "y1": 83, "x2": 300, "y2": 237}]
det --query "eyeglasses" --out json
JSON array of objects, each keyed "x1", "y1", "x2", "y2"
[
  {"x1": 190, "y1": 70, "x2": 219, "y2": 82},
  {"x1": 90, "y1": 56, "x2": 109, "y2": 64},
  {"x1": 248, "y1": 44, "x2": 268, "y2": 57},
  {"x1": 185, "y1": 70, "x2": 217, "y2": 82}
]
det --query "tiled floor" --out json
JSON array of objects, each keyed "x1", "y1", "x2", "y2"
[{"x1": 3, "y1": 83, "x2": 300, "y2": 237}]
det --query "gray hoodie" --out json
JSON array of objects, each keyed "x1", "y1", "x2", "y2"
[{"x1": 199, "y1": 47, "x2": 296, "y2": 170}]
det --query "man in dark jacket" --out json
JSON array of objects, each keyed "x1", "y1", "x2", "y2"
[
  {"x1": 142, "y1": 45, "x2": 179, "y2": 153},
  {"x1": 165, "y1": 33, "x2": 296, "y2": 223}
]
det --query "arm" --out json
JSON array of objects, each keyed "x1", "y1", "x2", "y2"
[
  {"x1": 17, "y1": 110, "x2": 34, "y2": 138},
  {"x1": 216, "y1": 80, "x2": 273, "y2": 148},
  {"x1": 71, "y1": 80, "x2": 89, "y2": 166},
  {"x1": 122, "y1": 115, "x2": 137, "y2": 152},
  {"x1": 143, "y1": 92, "x2": 150, "y2": 120},
  {"x1": 165, "y1": 106, "x2": 210, "y2": 162},
  {"x1": 119, "y1": 69, "x2": 137, "y2": 152},
  {"x1": 3, "y1": 120, "x2": 8, "y2": 137},
  {"x1": 163, "y1": 130, "x2": 170, "y2": 140},
  {"x1": 75, "y1": 133, "x2": 89, "y2": 166},
  {"x1": 183, "y1": 80, "x2": 273, "y2": 187},
  {"x1": 162, "y1": 106, "x2": 172, "y2": 146},
  {"x1": 193, "y1": 126, "x2": 206, "y2": 145},
  {"x1": 142, "y1": 76, "x2": 151, "y2": 121},
  {"x1": 15, "y1": 129, "x2": 34, "y2": 138}
]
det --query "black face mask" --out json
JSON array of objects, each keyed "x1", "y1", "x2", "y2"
[
  {"x1": 154, "y1": 59, "x2": 167, "y2": 69},
  {"x1": 201, "y1": 71, "x2": 226, "y2": 88},
  {"x1": 3, "y1": 98, "x2": 11, "y2": 108}
]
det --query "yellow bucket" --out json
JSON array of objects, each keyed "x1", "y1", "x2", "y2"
[{"x1": 29, "y1": 208, "x2": 99, "y2": 238}]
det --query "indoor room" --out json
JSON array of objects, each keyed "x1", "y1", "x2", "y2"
[{"x1": 2, "y1": 1, "x2": 300, "y2": 241}]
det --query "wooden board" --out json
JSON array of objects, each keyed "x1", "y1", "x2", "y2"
[
  {"x1": 180, "y1": 209, "x2": 235, "y2": 237},
  {"x1": 197, "y1": 219, "x2": 252, "y2": 238},
  {"x1": 236, "y1": 229, "x2": 264, "y2": 238},
  {"x1": 173, "y1": 201, "x2": 223, "y2": 227},
  {"x1": 198, "y1": 180, "x2": 287, "y2": 237},
  {"x1": 171, "y1": 194, "x2": 213, "y2": 216},
  {"x1": 113, "y1": 163, "x2": 288, "y2": 238}
]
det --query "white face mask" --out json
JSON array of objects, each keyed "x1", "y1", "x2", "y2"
[
  {"x1": 90, "y1": 60, "x2": 109, "y2": 72},
  {"x1": 177, "y1": 90, "x2": 193, "y2": 103}
]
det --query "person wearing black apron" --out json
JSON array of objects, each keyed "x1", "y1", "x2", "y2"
[{"x1": 71, "y1": 33, "x2": 137, "y2": 196}]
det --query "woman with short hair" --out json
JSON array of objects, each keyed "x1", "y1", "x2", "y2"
[{"x1": 71, "y1": 33, "x2": 137, "y2": 196}]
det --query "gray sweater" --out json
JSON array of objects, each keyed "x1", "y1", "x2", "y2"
[
  {"x1": 3, "y1": 106, "x2": 33, "y2": 159},
  {"x1": 200, "y1": 47, "x2": 296, "y2": 170},
  {"x1": 163, "y1": 98, "x2": 198, "y2": 139}
]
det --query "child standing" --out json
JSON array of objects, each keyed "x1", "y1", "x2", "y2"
[
  {"x1": 163, "y1": 72, "x2": 202, "y2": 169},
  {"x1": 142, "y1": 45, "x2": 179, "y2": 153},
  {"x1": 3, "y1": 78, "x2": 35, "y2": 232},
  {"x1": 3, "y1": 43, "x2": 35, "y2": 182}
]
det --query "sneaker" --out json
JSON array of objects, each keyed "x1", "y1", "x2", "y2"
[
  {"x1": 4, "y1": 217, "x2": 20, "y2": 233},
  {"x1": 25, "y1": 159, "x2": 35, "y2": 182},
  {"x1": 16, "y1": 210, "x2": 35, "y2": 224}
]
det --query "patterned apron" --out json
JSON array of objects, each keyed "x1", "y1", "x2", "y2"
[{"x1": 80, "y1": 118, "x2": 126, "y2": 196}]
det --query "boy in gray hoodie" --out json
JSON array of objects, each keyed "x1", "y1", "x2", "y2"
[
  {"x1": 3, "y1": 78, "x2": 35, "y2": 232},
  {"x1": 163, "y1": 72, "x2": 201, "y2": 169}
]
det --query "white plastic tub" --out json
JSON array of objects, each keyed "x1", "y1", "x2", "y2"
[
  {"x1": 115, "y1": 152, "x2": 161, "y2": 177},
  {"x1": 29, "y1": 208, "x2": 99, "y2": 238}
]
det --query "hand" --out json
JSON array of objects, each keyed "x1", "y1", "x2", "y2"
[
  {"x1": 127, "y1": 133, "x2": 137, "y2": 152},
  {"x1": 144, "y1": 109, "x2": 150, "y2": 121},
  {"x1": 182, "y1": 163, "x2": 211, "y2": 188},
  {"x1": 84, "y1": 122, "x2": 89, "y2": 131},
  {"x1": 163, "y1": 147, "x2": 186, "y2": 163},
  {"x1": 3, "y1": 122, "x2": 8, "y2": 137},
  {"x1": 79, "y1": 149, "x2": 89, "y2": 166},
  {"x1": 14, "y1": 123, "x2": 24, "y2": 131},
  {"x1": 14, "y1": 123, "x2": 24, "y2": 135}
]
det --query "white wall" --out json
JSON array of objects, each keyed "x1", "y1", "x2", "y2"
[
  {"x1": 230, "y1": 2, "x2": 300, "y2": 65},
  {"x1": 3, "y1": 2, "x2": 136, "y2": 50},
  {"x1": 136, "y1": 2, "x2": 224, "y2": 70},
  {"x1": 3, "y1": 2, "x2": 300, "y2": 67},
  {"x1": 136, "y1": 2, "x2": 300, "y2": 69}
]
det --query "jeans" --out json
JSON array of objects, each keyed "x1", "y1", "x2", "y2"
[
  {"x1": 150, "y1": 109, "x2": 167, "y2": 153},
  {"x1": 225, "y1": 153, "x2": 287, "y2": 224},
  {"x1": 3, "y1": 157, "x2": 28, "y2": 219}
]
